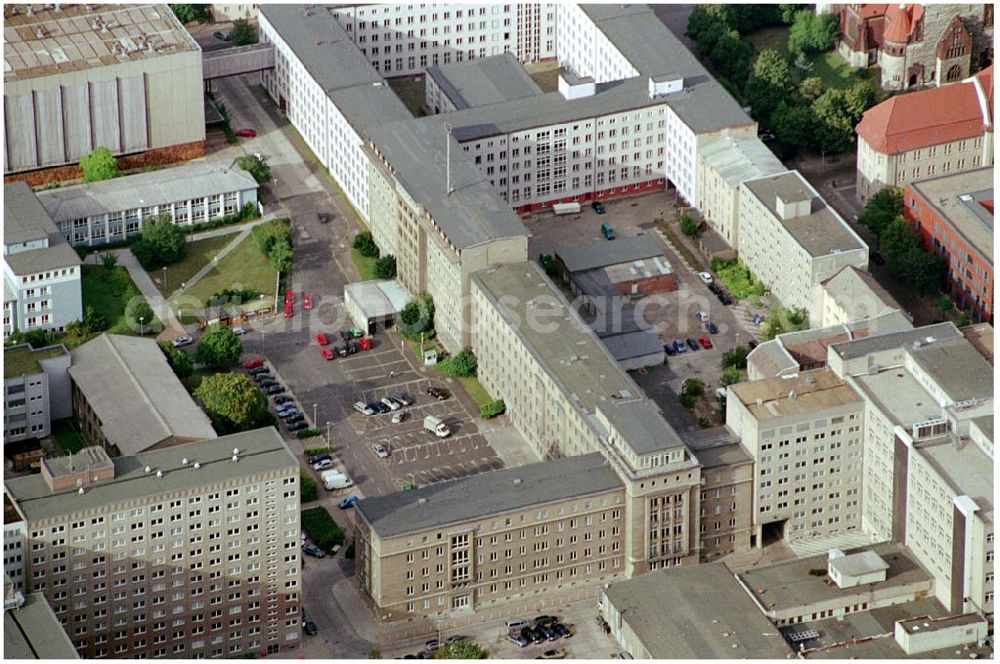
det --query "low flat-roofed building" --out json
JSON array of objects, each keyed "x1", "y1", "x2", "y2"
[
  {"x1": 68, "y1": 334, "x2": 216, "y2": 456},
  {"x1": 425, "y1": 52, "x2": 544, "y2": 114},
  {"x1": 894, "y1": 612, "x2": 990, "y2": 656},
  {"x1": 4, "y1": 582, "x2": 78, "y2": 659},
  {"x1": 343, "y1": 279, "x2": 412, "y2": 335},
  {"x1": 37, "y1": 161, "x2": 260, "y2": 247},
  {"x1": 737, "y1": 542, "x2": 934, "y2": 625},
  {"x1": 817, "y1": 265, "x2": 906, "y2": 327},
  {"x1": 353, "y1": 454, "x2": 626, "y2": 620},
  {"x1": 739, "y1": 171, "x2": 869, "y2": 322},
  {"x1": 3, "y1": 343, "x2": 70, "y2": 444},
  {"x1": 556, "y1": 235, "x2": 677, "y2": 299},
  {"x1": 600, "y1": 562, "x2": 794, "y2": 659}
]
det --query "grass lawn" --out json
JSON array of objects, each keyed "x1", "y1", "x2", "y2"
[
  {"x1": 301, "y1": 506, "x2": 345, "y2": 553},
  {"x1": 744, "y1": 26, "x2": 859, "y2": 89},
  {"x1": 184, "y1": 235, "x2": 277, "y2": 308},
  {"x1": 80, "y1": 265, "x2": 161, "y2": 338},
  {"x1": 52, "y1": 420, "x2": 85, "y2": 454},
  {"x1": 350, "y1": 248, "x2": 379, "y2": 281},
  {"x1": 388, "y1": 76, "x2": 426, "y2": 117},
  {"x1": 146, "y1": 235, "x2": 235, "y2": 297},
  {"x1": 457, "y1": 376, "x2": 492, "y2": 410},
  {"x1": 711, "y1": 259, "x2": 767, "y2": 300}
]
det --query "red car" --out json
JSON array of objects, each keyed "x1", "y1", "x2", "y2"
[
  {"x1": 358, "y1": 337, "x2": 373, "y2": 351},
  {"x1": 285, "y1": 290, "x2": 296, "y2": 304},
  {"x1": 315, "y1": 332, "x2": 329, "y2": 346},
  {"x1": 303, "y1": 294, "x2": 314, "y2": 310},
  {"x1": 698, "y1": 335, "x2": 714, "y2": 350},
  {"x1": 235, "y1": 128, "x2": 256, "y2": 138},
  {"x1": 283, "y1": 304, "x2": 294, "y2": 319},
  {"x1": 243, "y1": 357, "x2": 265, "y2": 370},
  {"x1": 320, "y1": 348, "x2": 334, "y2": 361}
]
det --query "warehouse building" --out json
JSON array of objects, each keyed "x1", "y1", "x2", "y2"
[
  {"x1": 3, "y1": 343, "x2": 71, "y2": 445},
  {"x1": 3, "y1": 182, "x2": 82, "y2": 337},
  {"x1": 555, "y1": 235, "x2": 677, "y2": 299},
  {"x1": 37, "y1": 162, "x2": 260, "y2": 247},
  {"x1": 3, "y1": 4, "x2": 205, "y2": 180},
  {"x1": 3, "y1": 428, "x2": 302, "y2": 658}
]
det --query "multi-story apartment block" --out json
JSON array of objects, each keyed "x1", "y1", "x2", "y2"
[
  {"x1": 3, "y1": 343, "x2": 71, "y2": 444},
  {"x1": 37, "y1": 163, "x2": 259, "y2": 248},
  {"x1": 330, "y1": 3, "x2": 556, "y2": 78},
  {"x1": 738, "y1": 171, "x2": 869, "y2": 323},
  {"x1": 696, "y1": 132, "x2": 785, "y2": 250},
  {"x1": 903, "y1": 167, "x2": 993, "y2": 322},
  {"x1": 727, "y1": 370, "x2": 866, "y2": 544},
  {"x1": 854, "y1": 66, "x2": 993, "y2": 202},
  {"x1": 354, "y1": 454, "x2": 626, "y2": 620},
  {"x1": 68, "y1": 334, "x2": 217, "y2": 457},
  {"x1": 3, "y1": 4, "x2": 205, "y2": 181},
  {"x1": 5, "y1": 496, "x2": 29, "y2": 593},
  {"x1": 3, "y1": 428, "x2": 302, "y2": 659},
  {"x1": 835, "y1": 4, "x2": 993, "y2": 90},
  {"x1": 815, "y1": 265, "x2": 906, "y2": 327},
  {"x1": 4, "y1": 183, "x2": 82, "y2": 337}
]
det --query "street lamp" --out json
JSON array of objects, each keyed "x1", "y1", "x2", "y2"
[
  {"x1": 312, "y1": 403, "x2": 317, "y2": 428},
  {"x1": 325, "y1": 421, "x2": 332, "y2": 451},
  {"x1": 162, "y1": 266, "x2": 168, "y2": 291},
  {"x1": 139, "y1": 316, "x2": 146, "y2": 336}
]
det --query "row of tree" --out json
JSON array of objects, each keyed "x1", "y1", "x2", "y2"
[{"x1": 352, "y1": 231, "x2": 398, "y2": 279}]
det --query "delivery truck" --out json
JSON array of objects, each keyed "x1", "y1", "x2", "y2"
[
  {"x1": 552, "y1": 202, "x2": 581, "y2": 215},
  {"x1": 321, "y1": 469, "x2": 354, "y2": 490},
  {"x1": 423, "y1": 415, "x2": 451, "y2": 438}
]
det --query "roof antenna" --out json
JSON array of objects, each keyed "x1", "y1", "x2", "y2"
[{"x1": 445, "y1": 122, "x2": 453, "y2": 196}]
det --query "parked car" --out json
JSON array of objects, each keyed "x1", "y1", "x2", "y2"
[
  {"x1": 372, "y1": 441, "x2": 390, "y2": 459},
  {"x1": 265, "y1": 384, "x2": 286, "y2": 395},
  {"x1": 340, "y1": 328, "x2": 365, "y2": 340},
  {"x1": 371, "y1": 401, "x2": 390, "y2": 414},
  {"x1": 391, "y1": 393, "x2": 413, "y2": 406},
  {"x1": 391, "y1": 411, "x2": 407, "y2": 424},
  {"x1": 234, "y1": 127, "x2": 256, "y2": 138},
  {"x1": 534, "y1": 616, "x2": 558, "y2": 627},
  {"x1": 425, "y1": 640, "x2": 442, "y2": 651},
  {"x1": 507, "y1": 634, "x2": 530, "y2": 648},
  {"x1": 320, "y1": 348, "x2": 335, "y2": 360},
  {"x1": 231, "y1": 326, "x2": 246, "y2": 336},
  {"x1": 258, "y1": 379, "x2": 277, "y2": 389},
  {"x1": 248, "y1": 366, "x2": 269, "y2": 376},
  {"x1": 276, "y1": 401, "x2": 297, "y2": 412},
  {"x1": 359, "y1": 336, "x2": 373, "y2": 351},
  {"x1": 446, "y1": 636, "x2": 467, "y2": 645},
  {"x1": 698, "y1": 335, "x2": 713, "y2": 349},
  {"x1": 537, "y1": 624, "x2": 559, "y2": 641},
  {"x1": 315, "y1": 332, "x2": 329, "y2": 346},
  {"x1": 283, "y1": 305, "x2": 293, "y2": 319},
  {"x1": 213, "y1": 30, "x2": 230, "y2": 41},
  {"x1": 301, "y1": 542, "x2": 325, "y2": 558},
  {"x1": 338, "y1": 495, "x2": 359, "y2": 509},
  {"x1": 278, "y1": 408, "x2": 301, "y2": 419},
  {"x1": 686, "y1": 338, "x2": 700, "y2": 351},
  {"x1": 696, "y1": 311, "x2": 709, "y2": 323},
  {"x1": 307, "y1": 453, "x2": 330, "y2": 465},
  {"x1": 381, "y1": 397, "x2": 401, "y2": 411},
  {"x1": 591, "y1": 200, "x2": 606, "y2": 214},
  {"x1": 336, "y1": 342, "x2": 358, "y2": 357},
  {"x1": 285, "y1": 290, "x2": 296, "y2": 304},
  {"x1": 312, "y1": 459, "x2": 334, "y2": 471},
  {"x1": 506, "y1": 619, "x2": 529, "y2": 631},
  {"x1": 707, "y1": 322, "x2": 719, "y2": 335},
  {"x1": 353, "y1": 401, "x2": 375, "y2": 416},
  {"x1": 552, "y1": 623, "x2": 572, "y2": 639},
  {"x1": 273, "y1": 394, "x2": 292, "y2": 405},
  {"x1": 426, "y1": 386, "x2": 450, "y2": 401},
  {"x1": 537, "y1": 649, "x2": 567, "y2": 659},
  {"x1": 522, "y1": 627, "x2": 546, "y2": 644},
  {"x1": 663, "y1": 343, "x2": 677, "y2": 357},
  {"x1": 284, "y1": 413, "x2": 305, "y2": 424},
  {"x1": 717, "y1": 292, "x2": 733, "y2": 305},
  {"x1": 673, "y1": 339, "x2": 687, "y2": 354},
  {"x1": 302, "y1": 618, "x2": 318, "y2": 636},
  {"x1": 253, "y1": 373, "x2": 274, "y2": 383},
  {"x1": 303, "y1": 294, "x2": 315, "y2": 310},
  {"x1": 172, "y1": 336, "x2": 193, "y2": 348},
  {"x1": 244, "y1": 358, "x2": 265, "y2": 370},
  {"x1": 286, "y1": 420, "x2": 307, "y2": 431},
  {"x1": 697, "y1": 271, "x2": 713, "y2": 285},
  {"x1": 753, "y1": 313, "x2": 764, "y2": 326},
  {"x1": 600, "y1": 223, "x2": 616, "y2": 240}
]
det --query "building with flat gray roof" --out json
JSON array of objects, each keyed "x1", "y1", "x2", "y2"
[
  {"x1": 68, "y1": 334, "x2": 217, "y2": 456},
  {"x1": 4, "y1": 427, "x2": 302, "y2": 658},
  {"x1": 425, "y1": 53, "x2": 543, "y2": 113},
  {"x1": 37, "y1": 161, "x2": 259, "y2": 247},
  {"x1": 600, "y1": 562, "x2": 793, "y2": 659},
  {"x1": 3, "y1": 343, "x2": 70, "y2": 444},
  {"x1": 818, "y1": 265, "x2": 906, "y2": 327},
  {"x1": 343, "y1": 279, "x2": 412, "y2": 334},
  {"x1": 4, "y1": 583, "x2": 77, "y2": 659},
  {"x1": 3, "y1": 182, "x2": 82, "y2": 337}
]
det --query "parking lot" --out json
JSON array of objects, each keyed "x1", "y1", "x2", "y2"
[{"x1": 524, "y1": 193, "x2": 759, "y2": 427}]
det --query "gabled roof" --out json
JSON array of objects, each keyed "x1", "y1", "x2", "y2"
[
  {"x1": 883, "y1": 4, "x2": 924, "y2": 43},
  {"x1": 856, "y1": 69, "x2": 993, "y2": 154}
]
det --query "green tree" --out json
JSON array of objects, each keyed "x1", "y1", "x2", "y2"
[
  {"x1": 682, "y1": 378, "x2": 705, "y2": 399},
  {"x1": 399, "y1": 294, "x2": 435, "y2": 337},
  {"x1": 858, "y1": 188, "x2": 903, "y2": 245},
  {"x1": 788, "y1": 10, "x2": 838, "y2": 54},
  {"x1": 80, "y1": 147, "x2": 120, "y2": 183},
  {"x1": 300, "y1": 472, "x2": 318, "y2": 503},
  {"x1": 440, "y1": 348, "x2": 478, "y2": 377},
  {"x1": 374, "y1": 255, "x2": 397, "y2": 279},
  {"x1": 763, "y1": 310, "x2": 787, "y2": 340},
  {"x1": 786, "y1": 307, "x2": 808, "y2": 328},
  {"x1": 194, "y1": 372, "x2": 269, "y2": 433},
  {"x1": 433, "y1": 641, "x2": 489, "y2": 659},
  {"x1": 82, "y1": 304, "x2": 108, "y2": 336},
  {"x1": 195, "y1": 324, "x2": 243, "y2": 369},
  {"x1": 710, "y1": 28, "x2": 755, "y2": 90},
  {"x1": 131, "y1": 300, "x2": 156, "y2": 334},
  {"x1": 722, "y1": 345, "x2": 749, "y2": 370},
  {"x1": 251, "y1": 219, "x2": 292, "y2": 255},
  {"x1": 745, "y1": 49, "x2": 795, "y2": 122},
  {"x1": 721, "y1": 365, "x2": 743, "y2": 386},
  {"x1": 798, "y1": 76, "x2": 824, "y2": 102},
  {"x1": 159, "y1": 341, "x2": 193, "y2": 379},
  {"x1": 780, "y1": 3, "x2": 804, "y2": 23},
  {"x1": 230, "y1": 18, "x2": 256, "y2": 46},
  {"x1": 267, "y1": 239, "x2": 294, "y2": 272},
  {"x1": 237, "y1": 154, "x2": 271, "y2": 183},
  {"x1": 957, "y1": 311, "x2": 972, "y2": 327},
  {"x1": 935, "y1": 296, "x2": 954, "y2": 316},
  {"x1": 130, "y1": 214, "x2": 186, "y2": 268},
  {"x1": 169, "y1": 4, "x2": 209, "y2": 23},
  {"x1": 812, "y1": 88, "x2": 856, "y2": 154},
  {"x1": 352, "y1": 232, "x2": 380, "y2": 258},
  {"x1": 680, "y1": 213, "x2": 701, "y2": 237},
  {"x1": 793, "y1": 51, "x2": 814, "y2": 77},
  {"x1": 101, "y1": 252, "x2": 119, "y2": 269},
  {"x1": 770, "y1": 101, "x2": 817, "y2": 150}
]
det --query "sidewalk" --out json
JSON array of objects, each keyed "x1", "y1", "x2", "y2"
[{"x1": 112, "y1": 249, "x2": 188, "y2": 339}]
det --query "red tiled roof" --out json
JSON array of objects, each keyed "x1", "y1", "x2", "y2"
[
  {"x1": 884, "y1": 4, "x2": 924, "y2": 43},
  {"x1": 976, "y1": 65, "x2": 994, "y2": 124},
  {"x1": 861, "y1": 4, "x2": 890, "y2": 20},
  {"x1": 856, "y1": 77, "x2": 991, "y2": 153}
]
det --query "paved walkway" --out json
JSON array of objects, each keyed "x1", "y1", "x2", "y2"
[
  {"x1": 168, "y1": 217, "x2": 273, "y2": 301},
  {"x1": 112, "y1": 249, "x2": 188, "y2": 339}
]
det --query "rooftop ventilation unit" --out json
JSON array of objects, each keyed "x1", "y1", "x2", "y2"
[
  {"x1": 144, "y1": 465, "x2": 152, "y2": 474},
  {"x1": 193, "y1": 462, "x2": 201, "y2": 469},
  {"x1": 156, "y1": 470, "x2": 163, "y2": 479}
]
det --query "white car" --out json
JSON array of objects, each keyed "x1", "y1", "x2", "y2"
[
  {"x1": 231, "y1": 326, "x2": 247, "y2": 336},
  {"x1": 372, "y1": 442, "x2": 390, "y2": 458},
  {"x1": 171, "y1": 336, "x2": 193, "y2": 348},
  {"x1": 697, "y1": 272, "x2": 713, "y2": 285},
  {"x1": 381, "y1": 397, "x2": 401, "y2": 411},
  {"x1": 312, "y1": 459, "x2": 334, "y2": 471},
  {"x1": 696, "y1": 311, "x2": 710, "y2": 323},
  {"x1": 391, "y1": 411, "x2": 407, "y2": 424},
  {"x1": 353, "y1": 401, "x2": 375, "y2": 416}
]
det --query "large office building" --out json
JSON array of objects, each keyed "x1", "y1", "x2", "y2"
[
  {"x1": 37, "y1": 162, "x2": 260, "y2": 248},
  {"x1": 903, "y1": 167, "x2": 993, "y2": 322},
  {"x1": 3, "y1": 4, "x2": 205, "y2": 182},
  {"x1": 3, "y1": 182, "x2": 83, "y2": 337},
  {"x1": 3, "y1": 428, "x2": 302, "y2": 659},
  {"x1": 738, "y1": 171, "x2": 870, "y2": 322},
  {"x1": 854, "y1": 66, "x2": 993, "y2": 202},
  {"x1": 3, "y1": 343, "x2": 71, "y2": 444}
]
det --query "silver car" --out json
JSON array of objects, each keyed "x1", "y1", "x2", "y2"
[
  {"x1": 372, "y1": 441, "x2": 390, "y2": 458},
  {"x1": 353, "y1": 401, "x2": 375, "y2": 416},
  {"x1": 381, "y1": 397, "x2": 401, "y2": 411}
]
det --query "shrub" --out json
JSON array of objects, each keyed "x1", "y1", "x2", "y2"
[
  {"x1": 194, "y1": 373, "x2": 269, "y2": 433},
  {"x1": 480, "y1": 399, "x2": 506, "y2": 419},
  {"x1": 296, "y1": 428, "x2": 322, "y2": 439},
  {"x1": 230, "y1": 18, "x2": 256, "y2": 46},
  {"x1": 721, "y1": 366, "x2": 743, "y2": 386},
  {"x1": 304, "y1": 446, "x2": 333, "y2": 457},
  {"x1": 300, "y1": 472, "x2": 318, "y2": 503},
  {"x1": 439, "y1": 348, "x2": 477, "y2": 377},
  {"x1": 130, "y1": 214, "x2": 186, "y2": 268},
  {"x1": 679, "y1": 393, "x2": 697, "y2": 409},
  {"x1": 399, "y1": 294, "x2": 435, "y2": 339},
  {"x1": 352, "y1": 232, "x2": 380, "y2": 258},
  {"x1": 721, "y1": 345, "x2": 749, "y2": 370},
  {"x1": 301, "y1": 507, "x2": 345, "y2": 552},
  {"x1": 680, "y1": 213, "x2": 701, "y2": 238},
  {"x1": 236, "y1": 154, "x2": 270, "y2": 184},
  {"x1": 101, "y1": 252, "x2": 119, "y2": 269},
  {"x1": 80, "y1": 147, "x2": 120, "y2": 183},
  {"x1": 194, "y1": 324, "x2": 242, "y2": 369},
  {"x1": 682, "y1": 378, "x2": 705, "y2": 399},
  {"x1": 251, "y1": 219, "x2": 292, "y2": 256},
  {"x1": 374, "y1": 255, "x2": 397, "y2": 279},
  {"x1": 159, "y1": 341, "x2": 193, "y2": 378}
]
